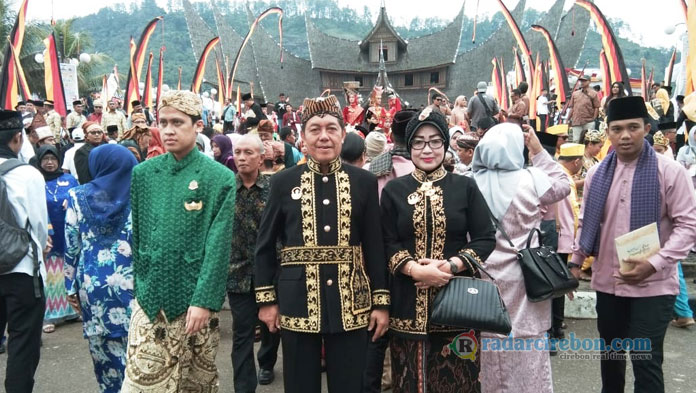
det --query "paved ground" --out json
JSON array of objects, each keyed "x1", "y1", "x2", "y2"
[
  {"x1": 1, "y1": 309, "x2": 694, "y2": 393},
  {"x1": 2, "y1": 276, "x2": 695, "y2": 392}
]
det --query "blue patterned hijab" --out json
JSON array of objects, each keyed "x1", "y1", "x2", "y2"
[{"x1": 76, "y1": 144, "x2": 137, "y2": 244}]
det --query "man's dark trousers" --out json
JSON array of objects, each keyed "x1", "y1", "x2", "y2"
[
  {"x1": 0, "y1": 273, "x2": 45, "y2": 393},
  {"x1": 228, "y1": 292, "x2": 280, "y2": 393},
  {"x1": 596, "y1": 291, "x2": 675, "y2": 393}
]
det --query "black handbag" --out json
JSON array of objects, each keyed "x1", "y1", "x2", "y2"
[
  {"x1": 430, "y1": 254, "x2": 512, "y2": 335},
  {"x1": 491, "y1": 213, "x2": 579, "y2": 303}
]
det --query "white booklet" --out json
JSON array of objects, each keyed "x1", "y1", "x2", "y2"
[{"x1": 614, "y1": 222, "x2": 660, "y2": 273}]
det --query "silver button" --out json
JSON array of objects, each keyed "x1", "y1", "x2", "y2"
[
  {"x1": 323, "y1": 199, "x2": 330, "y2": 206},
  {"x1": 322, "y1": 176, "x2": 329, "y2": 183},
  {"x1": 326, "y1": 279, "x2": 333, "y2": 286},
  {"x1": 324, "y1": 225, "x2": 331, "y2": 232}
]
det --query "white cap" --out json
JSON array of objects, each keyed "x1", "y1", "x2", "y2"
[
  {"x1": 477, "y1": 81, "x2": 488, "y2": 93},
  {"x1": 36, "y1": 126, "x2": 53, "y2": 141},
  {"x1": 72, "y1": 127, "x2": 85, "y2": 141}
]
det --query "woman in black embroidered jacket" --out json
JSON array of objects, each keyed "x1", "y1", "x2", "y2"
[{"x1": 380, "y1": 108, "x2": 496, "y2": 393}]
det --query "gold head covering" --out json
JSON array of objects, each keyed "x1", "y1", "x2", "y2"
[
  {"x1": 301, "y1": 95, "x2": 343, "y2": 125},
  {"x1": 652, "y1": 131, "x2": 669, "y2": 147},
  {"x1": 559, "y1": 143, "x2": 585, "y2": 158},
  {"x1": 683, "y1": 92, "x2": 696, "y2": 122},
  {"x1": 584, "y1": 129, "x2": 605, "y2": 143},
  {"x1": 159, "y1": 90, "x2": 202, "y2": 117}
]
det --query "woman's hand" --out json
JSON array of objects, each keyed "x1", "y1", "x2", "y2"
[{"x1": 412, "y1": 259, "x2": 452, "y2": 289}]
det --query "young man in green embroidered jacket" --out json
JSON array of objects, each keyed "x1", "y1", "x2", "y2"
[{"x1": 122, "y1": 90, "x2": 236, "y2": 393}]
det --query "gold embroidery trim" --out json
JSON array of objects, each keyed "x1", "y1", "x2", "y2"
[
  {"x1": 307, "y1": 157, "x2": 342, "y2": 174},
  {"x1": 300, "y1": 171, "x2": 317, "y2": 246},
  {"x1": 389, "y1": 249, "x2": 414, "y2": 274},
  {"x1": 372, "y1": 290, "x2": 391, "y2": 306},
  {"x1": 411, "y1": 165, "x2": 447, "y2": 183},
  {"x1": 390, "y1": 185, "x2": 446, "y2": 335},
  {"x1": 280, "y1": 264, "x2": 320, "y2": 332},
  {"x1": 255, "y1": 286, "x2": 277, "y2": 304},
  {"x1": 281, "y1": 246, "x2": 355, "y2": 265},
  {"x1": 460, "y1": 248, "x2": 484, "y2": 267},
  {"x1": 335, "y1": 171, "x2": 352, "y2": 246}
]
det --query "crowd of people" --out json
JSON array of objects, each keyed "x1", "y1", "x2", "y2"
[{"x1": 0, "y1": 74, "x2": 695, "y2": 393}]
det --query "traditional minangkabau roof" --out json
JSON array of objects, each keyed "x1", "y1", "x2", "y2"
[
  {"x1": 306, "y1": 3, "x2": 464, "y2": 73},
  {"x1": 555, "y1": 3, "x2": 591, "y2": 69},
  {"x1": 359, "y1": 6, "x2": 407, "y2": 51},
  {"x1": 243, "y1": 6, "x2": 321, "y2": 104},
  {"x1": 182, "y1": 0, "x2": 221, "y2": 86}
]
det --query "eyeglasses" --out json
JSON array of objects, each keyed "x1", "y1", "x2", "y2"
[
  {"x1": 434, "y1": 98, "x2": 442, "y2": 102},
  {"x1": 411, "y1": 139, "x2": 445, "y2": 150}
]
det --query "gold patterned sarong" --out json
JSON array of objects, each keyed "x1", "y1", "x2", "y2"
[{"x1": 121, "y1": 300, "x2": 221, "y2": 393}]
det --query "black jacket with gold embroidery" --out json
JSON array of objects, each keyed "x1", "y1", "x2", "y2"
[
  {"x1": 381, "y1": 166, "x2": 496, "y2": 339},
  {"x1": 254, "y1": 158, "x2": 389, "y2": 334}
]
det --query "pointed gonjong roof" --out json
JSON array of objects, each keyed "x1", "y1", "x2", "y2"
[{"x1": 306, "y1": 3, "x2": 465, "y2": 73}]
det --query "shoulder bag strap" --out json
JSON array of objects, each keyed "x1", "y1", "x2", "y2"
[{"x1": 483, "y1": 201, "x2": 515, "y2": 248}]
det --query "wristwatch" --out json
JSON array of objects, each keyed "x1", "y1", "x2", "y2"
[{"x1": 448, "y1": 258, "x2": 459, "y2": 274}]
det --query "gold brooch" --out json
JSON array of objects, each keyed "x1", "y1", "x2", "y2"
[
  {"x1": 184, "y1": 200, "x2": 203, "y2": 211},
  {"x1": 418, "y1": 107, "x2": 433, "y2": 121},
  {"x1": 407, "y1": 192, "x2": 421, "y2": 205},
  {"x1": 188, "y1": 180, "x2": 199, "y2": 190},
  {"x1": 291, "y1": 187, "x2": 302, "y2": 200}
]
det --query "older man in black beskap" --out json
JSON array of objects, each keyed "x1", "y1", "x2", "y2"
[{"x1": 255, "y1": 95, "x2": 389, "y2": 393}]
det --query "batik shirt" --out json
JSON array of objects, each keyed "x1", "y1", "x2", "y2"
[
  {"x1": 227, "y1": 173, "x2": 270, "y2": 294},
  {"x1": 64, "y1": 189, "x2": 134, "y2": 339}
]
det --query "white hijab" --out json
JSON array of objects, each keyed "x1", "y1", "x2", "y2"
[
  {"x1": 677, "y1": 125, "x2": 696, "y2": 168},
  {"x1": 472, "y1": 123, "x2": 552, "y2": 220}
]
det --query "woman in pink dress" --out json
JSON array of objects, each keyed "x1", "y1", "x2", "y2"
[{"x1": 472, "y1": 123, "x2": 570, "y2": 393}]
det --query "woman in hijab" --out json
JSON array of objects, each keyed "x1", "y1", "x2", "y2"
[
  {"x1": 146, "y1": 128, "x2": 165, "y2": 160},
  {"x1": 36, "y1": 145, "x2": 80, "y2": 333},
  {"x1": 472, "y1": 123, "x2": 570, "y2": 393},
  {"x1": 654, "y1": 88, "x2": 674, "y2": 124},
  {"x1": 677, "y1": 126, "x2": 696, "y2": 189},
  {"x1": 380, "y1": 108, "x2": 496, "y2": 392},
  {"x1": 211, "y1": 134, "x2": 236, "y2": 172},
  {"x1": 64, "y1": 144, "x2": 138, "y2": 393}
]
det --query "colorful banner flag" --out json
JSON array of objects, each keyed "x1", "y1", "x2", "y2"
[
  {"x1": 215, "y1": 56, "x2": 225, "y2": 111},
  {"x1": 681, "y1": 0, "x2": 689, "y2": 21},
  {"x1": 9, "y1": 43, "x2": 31, "y2": 101},
  {"x1": 142, "y1": 52, "x2": 154, "y2": 109},
  {"x1": 177, "y1": 67, "x2": 182, "y2": 90},
  {"x1": 513, "y1": 47, "x2": 526, "y2": 86},
  {"x1": 126, "y1": 37, "x2": 141, "y2": 111},
  {"x1": 100, "y1": 74, "x2": 109, "y2": 104},
  {"x1": 666, "y1": 48, "x2": 677, "y2": 87},
  {"x1": 155, "y1": 47, "x2": 164, "y2": 121},
  {"x1": 576, "y1": 0, "x2": 632, "y2": 95},
  {"x1": 124, "y1": 16, "x2": 163, "y2": 114},
  {"x1": 491, "y1": 58, "x2": 502, "y2": 107},
  {"x1": 497, "y1": 0, "x2": 534, "y2": 81},
  {"x1": 0, "y1": 0, "x2": 29, "y2": 110},
  {"x1": 530, "y1": 24, "x2": 571, "y2": 109},
  {"x1": 499, "y1": 57, "x2": 510, "y2": 111},
  {"x1": 43, "y1": 33, "x2": 67, "y2": 116},
  {"x1": 229, "y1": 7, "x2": 284, "y2": 94},
  {"x1": 641, "y1": 59, "x2": 648, "y2": 100},
  {"x1": 599, "y1": 50, "x2": 611, "y2": 97},
  {"x1": 529, "y1": 53, "x2": 541, "y2": 121},
  {"x1": 191, "y1": 37, "x2": 220, "y2": 94}
]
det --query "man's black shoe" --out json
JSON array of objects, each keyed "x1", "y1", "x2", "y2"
[{"x1": 258, "y1": 369, "x2": 274, "y2": 385}]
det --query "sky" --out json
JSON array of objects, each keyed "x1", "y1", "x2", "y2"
[{"x1": 23, "y1": 0, "x2": 685, "y2": 49}]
